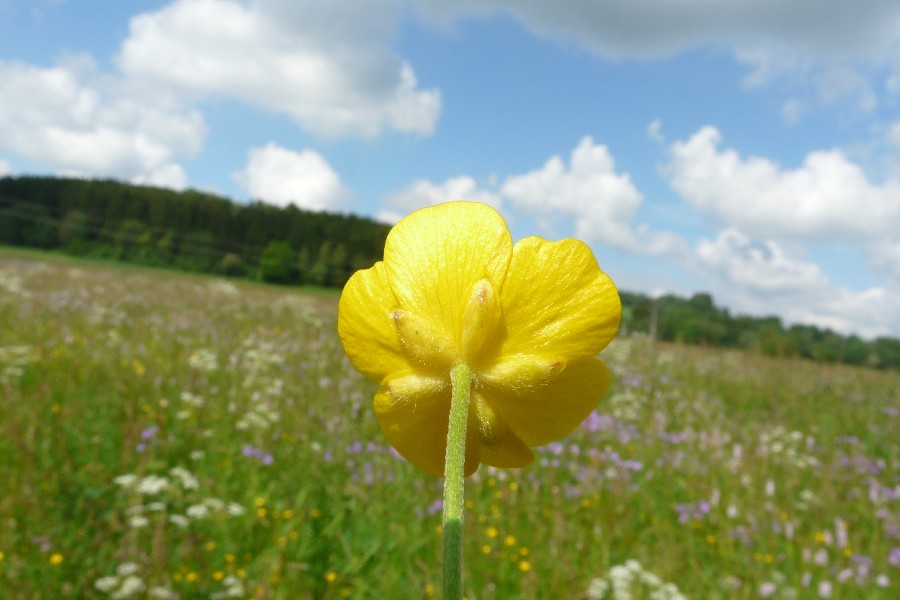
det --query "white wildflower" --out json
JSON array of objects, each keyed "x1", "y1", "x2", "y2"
[
  {"x1": 95, "y1": 577, "x2": 118, "y2": 592},
  {"x1": 128, "y1": 515, "x2": 149, "y2": 529},
  {"x1": 112, "y1": 575, "x2": 145, "y2": 599},
  {"x1": 170, "y1": 467, "x2": 199, "y2": 491},
  {"x1": 136, "y1": 475, "x2": 169, "y2": 495},
  {"x1": 114, "y1": 474, "x2": 138, "y2": 488},
  {"x1": 587, "y1": 578, "x2": 610, "y2": 600},
  {"x1": 186, "y1": 503, "x2": 209, "y2": 519},
  {"x1": 168, "y1": 514, "x2": 190, "y2": 528},
  {"x1": 188, "y1": 348, "x2": 219, "y2": 371}
]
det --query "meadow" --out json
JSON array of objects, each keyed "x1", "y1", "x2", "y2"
[{"x1": 1, "y1": 247, "x2": 898, "y2": 599}]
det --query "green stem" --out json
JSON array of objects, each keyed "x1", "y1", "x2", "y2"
[{"x1": 443, "y1": 362, "x2": 471, "y2": 600}]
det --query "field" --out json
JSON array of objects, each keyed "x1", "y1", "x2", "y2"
[{"x1": 1, "y1": 247, "x2": 898, "y2": 599}]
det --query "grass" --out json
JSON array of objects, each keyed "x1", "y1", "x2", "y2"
[{"x1": 0, "y1": 248, "x2": 898, "y2": 599}]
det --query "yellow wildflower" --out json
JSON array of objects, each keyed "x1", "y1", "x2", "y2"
[{"x1": 338, "y1": 201, "x2": 620, "y2": 476}]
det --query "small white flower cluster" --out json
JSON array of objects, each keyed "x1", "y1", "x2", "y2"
[
  {"x1": 757, "y1": 426, "x2": 818, "y2": 469},
  {"x1": 95, "y1": 563, "x2": 171, "y2": 600},
  {"x1": 586, "y1": 559, "x2": 687, "y2": 600},
  {"x1": 174, "y1": 390, "x2": 205, "y2": 420},
  {"x1": 606, "y1": 389, "x2": 645, "y2": 423},
  {"x1": 211, "y1": 574, "x2": 246, "y2": 599},
  {"x1": 114, "y1": 466, "x2": 244, "y2": 529},
  {"x1": 188, "y1": 348, "x2": 219, "y2": 372},
  {"x1": 236, "y1": 396, "x2": 280, "y2": 431},
  {"x1": 0, "y1": 344, "x2": 38, "y2": 384},
  {"x1": 0, "y1": 268, "x2": 28, "y2": 296},
  {"x1": 233, "y1": 340, "x2": 286, "y2": 431}
]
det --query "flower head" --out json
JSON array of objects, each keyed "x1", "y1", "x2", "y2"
[{"x1": 338, "y1": 201, "x2": 620, "y2": 476}]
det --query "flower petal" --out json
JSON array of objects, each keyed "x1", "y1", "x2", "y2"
[
  {"x1": 480, "y1": 357, "x2": 611, "y2": 447},
  {"x1": 374, "y1": 386, "x2": 449, "y2": 478},
  {"x1": 471, "y1": 388, "x2": 535, "y2": 469},
  {"x1": 374, "y1": 377, "x2": 481, "y2": 477},
  {"x1": 479, "y1": 429, "x2": 534, "y2": 469},
  {"x1": 500, "y1": 237, "x2": 620, "y2": 359},
  {"x1": 337, "y1": 262, "x2": 408, "y2": 383},
  {"x1": 384, "y1": 202, "x2": 512, "y2": 347}
]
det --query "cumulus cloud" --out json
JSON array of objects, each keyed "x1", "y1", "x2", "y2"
[
  {"x1": 0, "y1": 55, "x2": 203, "y2": 187},
  {"x1": 416, "y1": 1, "x2": 900, "y2": 116},
  {"x1": 382, "y1": 136, "x2": 687, "y2": 256},
  {"x1": 501, "y1": 137, "x2": 643, "y2": 248},
  {"x1": 418, "y1": 1, "x2": 900, "y2": 58},
  {"x1": 118, "y1": 0, "x2": 441, "y2": 138},
  {"x1": 693, "y1": 228, "x2": 900, "y2": 337},
  {"x1": 380, "y1": 175, "x2": 502, "y2": 223},
  {"x1": 665, "y1": 126, "x2": 900, "y2": 241},
  {"x1": 233, "y1": 143, "x2": 351, "y2": 211},
  {"x1": 868, "y1": 240, "x2": 900, "y2": 281},
  {"x1": 696, "y1": 228, "x2": 828, "y2": 294},
  {"x1": 0, "y1": 159, "x2": 10, "y2": 176}
]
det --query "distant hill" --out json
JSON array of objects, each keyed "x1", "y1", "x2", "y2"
[{"x1": 2, "y1": 175, "x2": 898, "y2": 370}]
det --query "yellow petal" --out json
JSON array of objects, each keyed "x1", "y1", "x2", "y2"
[
  {"x1": 337, "y1": 262, "x2": 408, "y2": 383},
  {"x1": 374, "y1": 380, "x2": 481, "y2": 477},
  {"x1": 500, "y1": 237, "x2": 621, "y2": 359},
  {"x1": 480, "y1": 357, "x2": 611, "y2": 447},
  {"x1": 391, "y1": 308, "x2": 459, "y2": 371},
  {"x1": 374, "y1": 385, "x2": 449, "y2": 477},
  {"x1": 459, "y1": 278, "x2": 502, "y2": 364},
  {"x1": 383, "y1": 202, "x2": 512, "y2": 347},
  {"x1": 478, "y1": 354, "x2": 567, "y2": 393},
  {"x1": 470, "y1": 389, "x2": 535, "y2": 469},
  {"x1": 479, "y1": 429, "x2": 535, "y2": 469}
]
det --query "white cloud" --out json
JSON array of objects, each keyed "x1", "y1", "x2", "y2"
[
  {"x1": 694, "y1": 228, "x2": 900, "y2": 337},
  {"x1": 502, "y1": 136, "x2": 644, "y2": 249},
  {"x1": 380, "y1": 175, "x2": 502, "y2": 223},
  {"x1": 696, "y1": 228, "x2": 828, "y2": 294},
  {"x1": 132, "y1": 164, "x2": 189, "y2": 190},
  {"x1": 665, "y1": 126, "x2": 900, "y2": 241},
  {"x1": 0, "y1": 159, "x2": 10, "y2": 176},
  {"x1": 118, "y1": 0, "x2": 441, "y2": 138},
  {"x1": 416, "y1": 1, "x2": 900, "y2": 117},
  {"x1": 647, "y1": 119, "x2": 664, "y2": 144},
  {"x1": 417, "y1": 1, "x2": 900, "y2": 58},
  {"x1": 234, "y1": 143, "x2": 351, "y2": 211},
  {"x1": 383, "y1": 136, "x2": 687, "y2": 256},
  {"x1": 0, "y1": 55, "x2": 203, "y2": 186},
  {"x1": 868, "y1": 240, "x2": 900, "y2": 281}
]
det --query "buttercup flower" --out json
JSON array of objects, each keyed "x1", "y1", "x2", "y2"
[{"x1": 338, "y1": 201, "x2": 620, "y2": 476}]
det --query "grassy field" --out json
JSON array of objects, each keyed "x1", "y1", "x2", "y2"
[{"x1": 1, "y1": 247, "x2": 898, "y2": 599}]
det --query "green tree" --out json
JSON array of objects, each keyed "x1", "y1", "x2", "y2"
[
  {"x1": 58, "y1": 209, "x2": 91, "y2": 251},
  {"x1": 258, "y1": 241, "x2": 296, "y2": 284}
]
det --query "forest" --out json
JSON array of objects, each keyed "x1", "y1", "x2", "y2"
[{"x1": 2, "y1": 174, "x2": 899, "y2": 370}]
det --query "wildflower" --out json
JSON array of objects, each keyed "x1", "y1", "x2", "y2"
[
  {"x1": 338, "y1": 202, "x2": 620, "y2": 476},
  {"x1": 49, "y1": 553, "x2": 64, "y2": 565}
]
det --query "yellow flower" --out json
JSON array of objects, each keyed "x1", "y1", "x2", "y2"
[{"x1": 338, "y1": 202, "x2": 620, "y2": 477}]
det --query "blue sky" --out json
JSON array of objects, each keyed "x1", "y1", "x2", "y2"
[{"x1": 2, "y1": 0, "x2": 900, "y2": 337}]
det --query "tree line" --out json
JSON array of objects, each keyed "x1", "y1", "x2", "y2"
[
  {"x1": 0, "y1": 175, "x2": 389, "y2": 287},
  {"x1": 620, "y1": 291, "x2": 900, "y2": 370},
  {"x1": 2, "y1": 175, "x2": 898, "y2": 370}
]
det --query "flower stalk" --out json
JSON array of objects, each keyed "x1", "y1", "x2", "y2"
[{"x1": 443, "y1": 362, "x2": 472, "y2": 600}]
